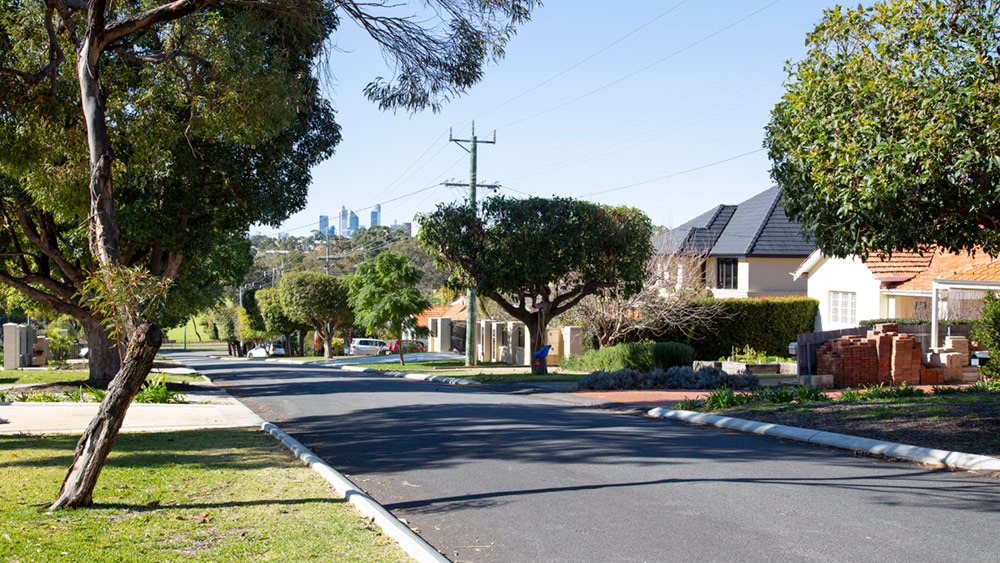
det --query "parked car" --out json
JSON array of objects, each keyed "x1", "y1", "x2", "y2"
[
  {"x1": 247, "y1": 345, "x2": 269, "y2": 359},
  {"x1": 350, "y1": 338, "x2": 388, "y2": 356},
  {"x1": 386, "y1": 339, "x2": 427, "y2": 353},
  {"x1": 267, "y1": 343, "x2": 285, "y2": 357}
]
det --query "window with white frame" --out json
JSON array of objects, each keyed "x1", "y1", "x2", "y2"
[
  {"x1": 830, "y1": 291, "x2": 857, "y2": 324},
  {"x1": 717, "y1": 258, "x2": 738, "y2": 289}
]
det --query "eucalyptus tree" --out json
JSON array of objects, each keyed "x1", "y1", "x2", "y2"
[{"x1": 0, "y1": 0, "x2": 536, "y2": 509}]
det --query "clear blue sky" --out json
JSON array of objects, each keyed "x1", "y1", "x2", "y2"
[{"x1": 256, "y1": 0, "x2": 851, "y2": 238}]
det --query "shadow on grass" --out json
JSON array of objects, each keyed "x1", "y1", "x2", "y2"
[
  {"x1": 93, "y1": 497, "x2": 346, "y2": 512},
  {"x1": 0, "y1": 429, "x2": 291, "y2": 472}
]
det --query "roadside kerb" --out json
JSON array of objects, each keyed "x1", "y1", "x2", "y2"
[
  {"x1": 335, "y1": 365, "x2": 481, "y2": 386},
  {"x1": 261, "y1": 422, "x2": 450, "y2": 563},
  {"x1": 648, "y1": 408, "x2": 1000, "y2": 473}
]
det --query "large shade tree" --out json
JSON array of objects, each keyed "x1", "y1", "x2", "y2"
[
  {"x1": 0, "y1": 3, "x2": 338, "y2": 382},
  {"x1": 0, "y1": 0, "x2": 537, "y2": 509},
  {"x1": 419, "y1": 196, "x2": 654, "y2": 374},
  {"x1": 346, "y1": 251, "x2": 430, "y2": 365},
  {"x1": 765, "y1": 0, "x2": 1000, "y2": 258}
]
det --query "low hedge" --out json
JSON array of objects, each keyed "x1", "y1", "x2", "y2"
[
  {"x1": 578, "y1": 366, "x2": 758, "y2": 391},
  {"x1": 654, "y1": 296, "x2": 818, "y2": 361},
  {"x1": 561, "y1": 341, "x2": 694, "y2": 372},
  {"x1": 859, "y1": 318, "x2": 976, "y2": 326}
]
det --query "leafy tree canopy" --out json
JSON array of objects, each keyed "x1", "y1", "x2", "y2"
[
  {"x1": 765, "y1": 0, "x2": 1000, "y2": 258},
  {"x1": 278, "y1": 270, "x2": 352, "y2": 357},
  {"x1": 346, "y1": 251, "x2": 429, "y2": 363},
  {"x1": 418, "y1": 196, "x2": 653, "y2": 372}
]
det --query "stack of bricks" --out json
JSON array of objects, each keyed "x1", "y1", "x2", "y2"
[
  {"x1": 936, "y1": 336, "x2": 971, "y2": 383},
  {"x1": 815, "y1": 323, "x2": 943, "y2": 387}
]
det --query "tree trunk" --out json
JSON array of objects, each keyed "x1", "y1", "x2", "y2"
[
  {"x1": 528, "y1": 317, "x2": 549, "y2": 375},
  {"x1": 322, "y1": 328, "x2": 331, "y2": 359},
  {"x1": 398, "y1": 330, "x2": 405, "y2": 366},
  {"x1": 50, "y1": 323, "x2": 162, "y2": 509},
  {"x1": 81, "y1": 315, "x2": 120, "y2": 384}
]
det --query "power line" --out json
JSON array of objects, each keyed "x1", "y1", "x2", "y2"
[
  {"x1": 471, "y1": 0, "x2": 699, "y2": 120},
  {"x1": 497, "y1": 0, "x2": 784, "y2": 131},
  {"x1": 504, "y1": 87, "x2": 781, "y2": 183},
  {"x1": 586, "y1": 148, "x2": 766, "y2": 197}
]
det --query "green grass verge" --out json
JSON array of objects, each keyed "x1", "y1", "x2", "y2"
[
  {"x1": 0, "y1": 429, "x2": 410, "y2": 562},
  {"x1": 0, "y1": 370, "x2": 203, "y2": 386}
]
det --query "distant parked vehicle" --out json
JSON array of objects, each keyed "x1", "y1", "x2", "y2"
[
  {"x1": 247, "y1": 345, "x2": 269, "y2": 359},
  {"x1": 267, "y1": 343, "x2": 285, "y2": 357},
  {"x1": 386, "y1": 339, "x2": 426, "y2": 353},
  {"x1": 350, "y1": 338, "x2": 387, "y2": 356}
]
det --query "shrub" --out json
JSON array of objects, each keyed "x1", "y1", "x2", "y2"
[
  {"x1": 972, "y1": 291, "x2": 1000, "y2": 379},
  {"x1": 655, "y1": 297, "x2": 818, "y2": 360},
  {"x1": 672, "y1": 398, "x2": 704, "y2": 410},
  {"x1": 134, "y1": 378, "x2": 184, "y2": 404},
  {"x1": 703, "y1": 387, "x2": 755, "y2": 410},
  {"x1": 652, "y1": 342, "x2": 694, "y2": 370},
  {"x1": 563, "y1": 341, "x2": 691, "y2": 373},
  {"x1": 861, "y1": 318, "x2": 977, "y2": 326},
  {"x1": 576, "y1": 365, "x2": 757, "y2": 391}
]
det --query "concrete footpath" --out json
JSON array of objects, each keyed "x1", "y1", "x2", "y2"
[{"x1": 0, "y1": 384, "x2": 263, "y2": 434}]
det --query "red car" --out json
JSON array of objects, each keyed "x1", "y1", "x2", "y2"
[{"x1": 387, "y1": 339, "x2": 426, "y2": 353}]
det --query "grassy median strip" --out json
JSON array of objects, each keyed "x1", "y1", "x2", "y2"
[{"x1": 0, "y1": 429, "x2": 411, "y2": 562}]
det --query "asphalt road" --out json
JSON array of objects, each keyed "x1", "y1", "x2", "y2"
[{"x1": 178, "y1": 354, "x2": 1000, "y2": 563}]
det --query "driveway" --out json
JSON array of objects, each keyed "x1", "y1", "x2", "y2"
[{"x1": 181, "y1": 356, "x2": 1000, "y2": 563}]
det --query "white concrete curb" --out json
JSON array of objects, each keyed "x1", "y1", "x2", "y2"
[
  {"x1": 332, "y1": 365, "x2": 481, "y2": 386},
  {"x1": 647, "y1": 408, "x2": 1000, "y2": 473},
  {"x1": 262, "y1": 422, "x2": 450, "y2": 563}
]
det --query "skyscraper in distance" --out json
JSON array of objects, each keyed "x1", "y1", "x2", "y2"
[
  {"x1": 371, "y1": 204, "x2": 381, "y2": 228},
  {"x1": 339, "y1": 206, "x2": 349, "y2": 237},
  {"x1": 318, "y1": 215, "x2": 328, "y2": 236}
]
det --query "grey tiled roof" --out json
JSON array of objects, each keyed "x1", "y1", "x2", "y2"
[{"x1": 655, "y1": 187, "x2": 814, "y2": 258}]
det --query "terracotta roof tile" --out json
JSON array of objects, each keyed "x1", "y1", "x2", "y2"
[
  {"x1": 863, "y1": 251, "x2": 934, "y2": 279},
  {"x1": 866, "y1": 249, "x2": 995, "y2": 291},
  {"x1": 943, "y1": 260, "x2": 1000, "y2": 282}
]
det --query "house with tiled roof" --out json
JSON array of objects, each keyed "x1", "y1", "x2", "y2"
[
  {"x1": 793, "y1": 248, "x2": 997, "y2": 331},
  {"x1": 653, "y1": 186, "x2": 815, "y2": 298}
]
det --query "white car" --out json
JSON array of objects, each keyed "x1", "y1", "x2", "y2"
[
  {"x1": 350, "y1": 338, "x2": 387, "y2": 356},
  {"x1": 268, "y1": 343, "x2": 286, "y2": 357},
  {"x1": 247, "y1": 345, "x2": 269, "y2": 359}
]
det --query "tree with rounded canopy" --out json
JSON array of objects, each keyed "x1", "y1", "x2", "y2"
[
  {"x1": 346, "y1": 251, "x2": 430, "y2": 365},
  {"x1": 765, "y1": 0, "x2": 1000, "y2": 258},
  {"x1": 256, "y1": 287, "x2": 307, "y2": 356},
  {"x1": 418, "y1": 196, "x2": 654, "y2": 374},
  {"x1": 278, "y1": 271, "x2": 353, "y2": 359}
]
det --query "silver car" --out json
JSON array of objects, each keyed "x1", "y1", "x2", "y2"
[{"x1": 350, "y1": 338, "x2": 387, "y2": 356}]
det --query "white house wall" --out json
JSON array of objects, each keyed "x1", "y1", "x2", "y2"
[
  {"x1": 806, "y1": 256, "x2": 881, "y2": 331},
  {"x1": 746, "y1": 257, "x2": 808, "y2": 296}
]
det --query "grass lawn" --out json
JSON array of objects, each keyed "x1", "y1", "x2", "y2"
[
  {"x1": 0, "y1": 429, "x2": 410, "y2": 562},
  {"x1": 0, "y1": 370, "x2": 203, "y2": 386}
]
